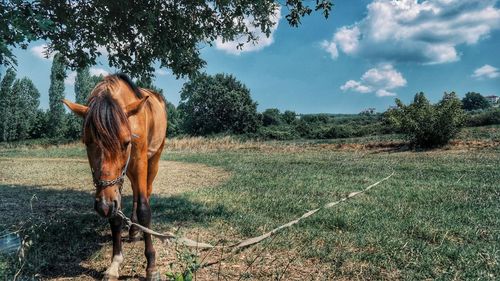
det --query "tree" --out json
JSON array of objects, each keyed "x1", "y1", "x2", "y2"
[
  {"x1": 66, "y1": 67, "x2": 98, "y2": 139},
  {"x1": 178, "y1": 73, "x2": 260, "y2": 135},
  {"x1": 48, "y1": 53, "x2": 67, "y2": 138},
  {"x1": 0, "y1": 68, "x2": 16, "y2": 141},
  {"x1": 462, "y1": 92, "x2": 491, "y2": 111},
  {"x1": 262, "y1": 108, "x2": 282, "y2": 126},
  {"x1": 166, "y1": 102, "x2": 180, "y2": 137},
  {"x1": 9, "y1": 78, "x2": 40, "y2": 140},
  {"x1": 386, "y1": 92, "x2": 465, "y2": 148},
  {"x1": 282, "y1": 110, "x2": 297, "y2": 124},
  {"x1": 30, "y1": 109, "x2": 49, "y2": 139},
  {"x1": 1, "y1": 1, "x2": 333, "y2": 79},
  {"x1": 75, "y1": 67, "x2": 95, "y2": 104},
  {"x1": 91, "y1": 75, "x2": 104, "y2": 88}
]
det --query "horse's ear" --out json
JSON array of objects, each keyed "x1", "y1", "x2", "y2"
[
  {"x1": 126, "y1": 96, "x2": 149, "y2": 117},
  {"x1": 62, "y1": 99, "x2": 88, "y2": 118}
]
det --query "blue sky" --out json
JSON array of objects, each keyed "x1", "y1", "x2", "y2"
[{"x1": 2, "y1": 0, "x2": 500, "y2": 114}]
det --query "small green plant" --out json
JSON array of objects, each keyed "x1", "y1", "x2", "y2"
[
  {"x1": 386, "y1": 92, "x2": 466, "y2": 148},
  {"x1": 165, "y1": 242, "x2": 201, "y2": 281}
]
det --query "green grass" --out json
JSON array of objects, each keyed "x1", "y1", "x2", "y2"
[
  {"x1": 0, "y1": 131, "x2": 499, "y2": 279},
  {"x1": 162, "y1": 149, "x2": 499, "y2": 279}
]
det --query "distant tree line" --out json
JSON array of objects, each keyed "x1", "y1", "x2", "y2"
[
  {"x1": 1, "y1": 64, "x2": 499, "y2": 148},
  {"x1": 0, "y1": 56, "x2": 102, "y2": 142}
]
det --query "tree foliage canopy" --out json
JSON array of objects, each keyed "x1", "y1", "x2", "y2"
[
  {"x1": 74, "y1": 67, "x2": 95, "y2": 105},
  {"x1": 461, "y1": 92, "x2": 491, "y2": 111},
  {"x1": 262, "y1": 108, "x2": 283, "y2": 126},
  {"x1": 1, "y1": 0, "x2": 333, "y2": 79},
  {"x1": 0, "y1": 69, "x2": 40, "y2": 141},
  {"x1": 178, "y1": 73, "x2": 260, "y2": 135},
  {"x1": 0, "y1": 68, "x2": 17, "y2": 141},
  {"x1": 48, "y1": 53, "x2": 67, "y2": 138}
]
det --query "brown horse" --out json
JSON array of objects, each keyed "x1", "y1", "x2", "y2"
[{"x1": 62, "y1": 74, "x2": 167, "y2": 281}]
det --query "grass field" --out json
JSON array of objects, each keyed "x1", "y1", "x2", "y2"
[{"x1": 0, "y1": 128, "x2": 499, "y2": 280}]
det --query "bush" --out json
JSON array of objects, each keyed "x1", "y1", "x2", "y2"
[
  {"x1": 386, "y1": 92, "x2": 466, "y2": 148},
  {"x1": 256, "y1": 125, "x2": 296, "y2": 140},
  {"x1": 466, "y1": 108, "x2": 500, "y2": 127},
  {"x1": 293, "y1": 119, "x2": 311, "y2": 137},
  {"x1": 301, "y1": 114, "x2": 332, "y2": 124}
]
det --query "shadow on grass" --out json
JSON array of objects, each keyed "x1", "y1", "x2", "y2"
[{"x1": 0, "y1": 184, "x2": 231, "y2": 279}]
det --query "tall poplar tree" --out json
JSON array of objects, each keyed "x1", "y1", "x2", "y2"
[
  {"x1": 66, "y1": 67, "x2": 95, "y2": 138},
  {"x1": 48, "y1": 53, "x2": 67, "y2": 138},
  {"x1": 75, "y1": 67, "x2": 93, "y2": 104},
  {"x1": 0, "y1": 68, "x2": 16, "y2": 141}
]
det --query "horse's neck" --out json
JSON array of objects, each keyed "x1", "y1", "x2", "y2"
[{"x1": 116, "y1": 85, "x2": 139, "y2": 108}]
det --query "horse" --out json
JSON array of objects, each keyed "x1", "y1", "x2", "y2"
[{"x1": 62, "y1": 74, "x2": 167, "y2": 281}]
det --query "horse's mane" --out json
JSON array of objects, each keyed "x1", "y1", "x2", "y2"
[
  {"x1": 83, "y1": 74, "x2": 137, "y2": 156},
  {"x1": 114, "y1": 73, "x2": 143, "y2": 99}
]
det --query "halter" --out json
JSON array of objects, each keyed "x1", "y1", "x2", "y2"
[{"x1": 92, "y1": 147, "x2": 131, "y2": 192}]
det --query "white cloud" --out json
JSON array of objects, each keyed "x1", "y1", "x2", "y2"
[
  {"x1": 376, "y1": 89, "x2": 397, "y2": 97},
  {"x1": 322, "y1": 0, "x2": 500, "y2": 64},
  {"x1": 333, "y1": 26, "x2": 360, "y2": 55},
  {"x1": 30, "y1": 44, "x2": 54, "y2": 60},
  {"x1": 156, "y1": 69, "x2": 169, "y2": 76},
  {"x1": 340, "y1": 64, "x2": 406, "y2": 97},
  {"x1": 340, "y1": 80, "x2": 372, "y2": 93},
  {"x1": 472, "y1": 64, "x2": 500, "y2": 79},
  {"x1": 90, "y1": 67, "x2": 109, "y2": 77},
  {"x1": 321, "y1": 40, "x2": 339, "y2": 59},
  {"x1": 64, "y1": 71, "x2": 77, "y2": 86},
  {"x1": 215, "y1": 7, "x2": 281, "y2": 55}
]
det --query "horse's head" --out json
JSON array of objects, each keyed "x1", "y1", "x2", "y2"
[{"x1": 62, "y1": 93, "x2": 148, "y2": 218}]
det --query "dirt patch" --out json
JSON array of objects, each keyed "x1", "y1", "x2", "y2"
[{"x1": 0, "y1": 157, "x2": 232, "y2": 280}]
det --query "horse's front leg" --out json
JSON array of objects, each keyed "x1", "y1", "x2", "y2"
[
  {"x1": 103, "y1": 216, "x2": 124, "y2": 281},
  {"x1": 137, "y1": 195, "x2": 160, "y2": 281},
  {"x1": 129, "y1": 200, "x2": 141, "y2": 241}
]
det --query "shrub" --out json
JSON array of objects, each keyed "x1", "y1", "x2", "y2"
[
  {"x1": 293, "y1": 119, "x2": 312, "y2": 137},
  {"x1": 466, "y1": 108, "x2": 500, "y2": 127},
  {"x1": 386, "y1": 92, "x2": 466, "y2": 148},
  {"x1": 301, "y1": 114, "x2": 332, "y2": 124},
  {"x1": 256, "y1": 125, "x2": 296, "y2": 140}
]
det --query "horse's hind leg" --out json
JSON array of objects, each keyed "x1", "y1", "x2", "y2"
[{"x1": 103, "y1": 216, "x2": 124, "y2": 281}]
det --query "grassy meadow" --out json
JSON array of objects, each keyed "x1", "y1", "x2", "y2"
[{"x1": 0, "y1": 127, "x2": 499, "y2": 280}]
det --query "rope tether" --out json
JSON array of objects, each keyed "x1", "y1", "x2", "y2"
[{"x1": 117, "y1": 172, "x2": 394, "y2": 252}]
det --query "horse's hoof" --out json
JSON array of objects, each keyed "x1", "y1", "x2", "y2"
[
  {"x1": 102, "y1": 274, "x2": 119, "y2": 281},
  {"x1": 146, "y1": 270, "x2": 162, "y2": 281}
]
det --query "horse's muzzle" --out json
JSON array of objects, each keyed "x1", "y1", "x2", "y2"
[{"x1": 94, "y1": 197, "x2": 119, "y2": 218}]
